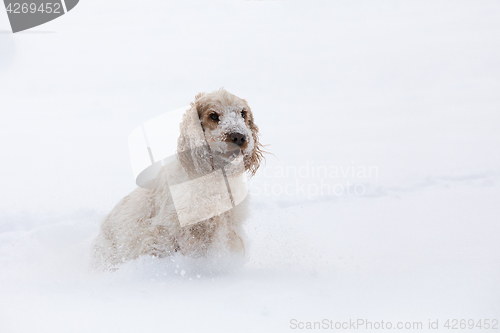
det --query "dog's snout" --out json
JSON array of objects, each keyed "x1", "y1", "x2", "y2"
[{"x1": 230, "y1": 133, "x2": 246, "y2": 146}]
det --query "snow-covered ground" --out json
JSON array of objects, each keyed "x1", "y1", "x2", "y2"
[{"x1": 1, "y1": 1, "x2": 499, "y2": 332}]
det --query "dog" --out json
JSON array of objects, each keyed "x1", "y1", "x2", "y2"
[{"x1": 91, "y1": 89, "x2": 264, "y2": 271}]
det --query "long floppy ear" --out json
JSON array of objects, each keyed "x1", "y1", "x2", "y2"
[
  {"x1": 177, "y1": 101, "x2": 214, "y2": 178},
  {"x1": 245, "y1": 107, "x2": 264, "y2": 177}
]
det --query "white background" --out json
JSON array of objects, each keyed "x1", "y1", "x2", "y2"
[{"x1": 0, "y1": 1, "x2": 499, "y2": 332}]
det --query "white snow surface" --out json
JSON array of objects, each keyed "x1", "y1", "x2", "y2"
[{"x1": 1, "y1": 1, "x2": 499, "y2": 332}]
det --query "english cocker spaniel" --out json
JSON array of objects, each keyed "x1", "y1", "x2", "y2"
[{"x1": 91, "y1": 89, "x2": 264, "y2": 271}]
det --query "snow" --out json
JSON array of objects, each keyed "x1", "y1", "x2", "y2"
[{"x1": 1, "y1": 0, "x2": 499, "y2": 332}]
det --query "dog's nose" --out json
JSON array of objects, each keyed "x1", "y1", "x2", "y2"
[{"x1": 230, "y1": 133, "x2": 246, "y2": 146}]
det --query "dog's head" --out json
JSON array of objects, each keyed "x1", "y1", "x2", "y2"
[{"x1": 177, "y1": 89, "x2": 263, "y2": 178}]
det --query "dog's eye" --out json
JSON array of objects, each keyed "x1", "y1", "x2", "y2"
[
  {"x1": 241, "y1": 111, "x2": 247, "y2": 119},
  {"x1": 210, "y1": 113, "x2": 220, "y2": 121}
]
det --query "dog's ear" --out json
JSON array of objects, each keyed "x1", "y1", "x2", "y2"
[
  {"x1": 245, "y1": 106, "x2": 264, "y2": 177},
  {"x1": 177, "y1": 101, "x2": 213, "y2": 178},
  {"x1": 194, "y1": 92, "x2": 205, "y2": 101}
]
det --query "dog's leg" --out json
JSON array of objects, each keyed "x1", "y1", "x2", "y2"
[
  {"x1": 138, "y1": 226, "x2": 174, "y2": 258},
  {"x1": 227, "y1": 229, "x2": 245, "y2": 256}
]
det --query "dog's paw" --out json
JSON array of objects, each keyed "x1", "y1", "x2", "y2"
[{"x1": 227, "y1": 230, "x2": 245, "y2": 256}]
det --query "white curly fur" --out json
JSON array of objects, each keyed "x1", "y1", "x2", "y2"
[{"x1": 91, "y1": 89, "x2": 263, "y2": 271}]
